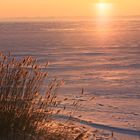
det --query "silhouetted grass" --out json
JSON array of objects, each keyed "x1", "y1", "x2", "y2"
[
  {"x1": 0, "y1": 52, "x2": 62, "y2": 139},
  {"x1": 0, "y1": 52, "x2": 116, "y2": 140}
]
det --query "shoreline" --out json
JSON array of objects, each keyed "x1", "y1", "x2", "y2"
[
  {"x1": 53, "y1": 114, "x2": 140, "y2": 139},
  {"x1": 54, "y1": 114, "x2": 140, "y2": 136}
]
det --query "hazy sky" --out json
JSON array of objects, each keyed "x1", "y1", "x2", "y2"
[{"x1": 0, "y1": 0, "x2": 140, "y2": 19}]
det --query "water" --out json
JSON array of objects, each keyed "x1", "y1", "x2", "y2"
[{"x1": 0, "y1": 17, "x2": 140, "y2": 131}]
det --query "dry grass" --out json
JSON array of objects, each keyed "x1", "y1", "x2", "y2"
[
  {"x1": 0, "y1": 52, "x2": 62, "y2": 140},
  {"x1": 0, "y1": 52, "x2": 115, "y2": 140}
]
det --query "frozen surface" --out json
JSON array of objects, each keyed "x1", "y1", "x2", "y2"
[{"x1": 0, "y1": 17, "x2": 140, "y2": 132}]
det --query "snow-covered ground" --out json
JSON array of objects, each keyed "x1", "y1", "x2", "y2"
[{"x1": 0, "y1": 17, "x2": 140, "y2": 139}]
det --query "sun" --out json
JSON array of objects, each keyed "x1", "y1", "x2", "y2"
[
  {"x1": 95, "y1": 2, "x2": 113, "y2": 17},
  {"x1": 97, "y1": 3, "x2": 109, "y2": 11}
]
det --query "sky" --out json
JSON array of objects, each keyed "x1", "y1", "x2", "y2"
[{"x1": 0, "y1": 0, "x2": 140, "y2": 19}]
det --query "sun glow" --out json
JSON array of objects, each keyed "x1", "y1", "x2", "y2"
[
  {"x1": 93, "y1": 2, "x2": 114, "y2": 32},
  {"x1": 95, "y1": 2, "x2": 113, "y2": 17}
]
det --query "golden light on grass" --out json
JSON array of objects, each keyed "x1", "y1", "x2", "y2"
[{"x1": 0, "y1": 52, "x2": 88, "y2": 140}]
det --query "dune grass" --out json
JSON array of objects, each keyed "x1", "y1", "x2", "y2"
[
  {"x1": 0, "y1": 52, "x2": 116, "y2": 140},
  {"x1": 0, "y1": 52, "x2": 63, "y2": 139}
]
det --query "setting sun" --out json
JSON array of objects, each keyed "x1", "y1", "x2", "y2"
[
  {"x1": 0, "y1": 0, "x2": 140, "y2": 19},
  {"x1": 95, "y1": 2, "x2": 113, "y2": 17}
]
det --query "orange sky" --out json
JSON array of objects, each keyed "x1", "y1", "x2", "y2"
[{"x1": 0, "y1": 0, "x2": 140, "y2": 19}]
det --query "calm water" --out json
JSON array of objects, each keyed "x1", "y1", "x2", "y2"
[{"x1": 0, "y1": 17, "x2": 140, "y2": 130}]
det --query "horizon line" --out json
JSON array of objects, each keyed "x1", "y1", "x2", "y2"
[{"x1": 0, "y1": 15, "x2": 140, "y2": 22}]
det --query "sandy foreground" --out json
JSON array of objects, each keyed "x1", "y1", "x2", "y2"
[{"x1": 43, "y1": 117, "x2": 140, "y2": 140}]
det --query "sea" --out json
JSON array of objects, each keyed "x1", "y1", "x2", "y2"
[{"x1": 0, "y1": 16, "x2": 140, "y2": 131}]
